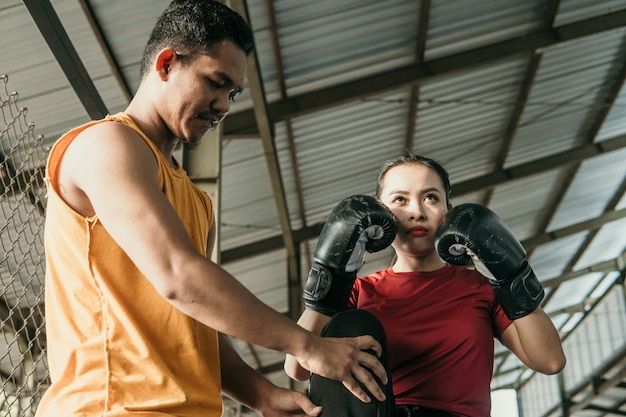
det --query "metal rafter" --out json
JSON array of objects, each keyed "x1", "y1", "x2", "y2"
[
  {"x1": 261, "y1": 0, "x2": 310, "y2": 324},
  {"x1": 486, "y1": 0, "x2": 559, "y2": 209},
  {"x1": 22, "y1": 0, "x2": 108, "y2": 119},
  {"x1": 535, "y1": 34, "x2": 626, "y2": 285},
  {"x1": 495, "y1": 34, "x2": 626, "y2": 387},
  {"x1": 77, "y1": 0, "x2": 132, "y2": 101},
  {"x1": 223, "y1": 9, "x2": 626, "y2": 137},
  {"x1": 483, "y1": 52, "x2": 542, "y2": 207},
  {"x1": 228, "y1": 0, "x2": 301, "y2": 321},
  {"x1": 405, "y1": 0, "x2": 431, "y2": 153},
  {"x1": 221, "y1": 133, "x2": 626, "y2": 263}
]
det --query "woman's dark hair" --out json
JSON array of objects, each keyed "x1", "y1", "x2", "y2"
[
  {"x1": 140, "y1": 0, "x2": 254, "y2": 79},
  {"x1": 376, "y1": 154, "x2": 451, "y2": 205}
]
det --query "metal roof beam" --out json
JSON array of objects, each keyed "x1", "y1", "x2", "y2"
[
  {"x1": 542, "y1": 250, "x2": 626, "y2": 288},
  {"x1": 223, "y1": 9, "x2": 626, "y2": 137},
  {"x1": 524, "y1": 209, "x2": 626, "y2": 251},
  {"x1": 452, "y1": 133, "x2": 626, "y2": 194},
  {"x1": 483, "y1": 52, "x2": 542, "y2": 207},
  {"x1": 229, "y1": 0, "x2": 302, "y2": 319},
  {"x1": 223, "y1": 205, "x2": 626, "y2": 269},
  {"x1": 568, "y1": 351, "x2": 626, "y2": 414},
  {"x1": 221, "y1": 133, "x2": 626, "y2": 262},
  {"x1": 533, "y1": 48, "x2": 626, "y2": 306},
  {"x1": 77, "y1": 0, "x2": 132, "y2": 101},
  {"x1": 22, "y1": 0, "x2": 108, "y2": 119},
  {"x1": 584, "y1": 405, "x2": 626, "y2": 416},
  {"x1": 404, "y1": 0, "x2": 431, "y2": 153}
]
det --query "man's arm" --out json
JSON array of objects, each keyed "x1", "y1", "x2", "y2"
[
  {"x1": 219, "y1": 333, "x2": 323, "y2": 416},
  {"x1": 58, "y1": 121, "x2": 387, "y2": 403},
  {"x1": 500, "y1": 308, "x2": 566, "y2": 374},
  {"x1": 284, "y1": 309, "x2": 332, "y2": 381}
]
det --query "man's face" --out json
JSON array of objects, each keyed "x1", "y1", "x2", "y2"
[
  {"x1": 160, "y1": 41, "x2": 247, "y2": 144},
  {"x1": 378, "y1": 163, "x2": 449, "y2": 257}
]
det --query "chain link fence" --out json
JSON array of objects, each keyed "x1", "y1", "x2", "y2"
[{"x1": 0, "y1": 74, "x2": 49, "y2": 417}]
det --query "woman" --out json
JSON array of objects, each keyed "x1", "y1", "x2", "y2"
[{"x1": 285, "y1": 154, "x2": 566, "y2": 417}]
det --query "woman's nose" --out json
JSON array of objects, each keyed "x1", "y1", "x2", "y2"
[{"x1": 408, "y1": 201, "x2": 425, "y2": 220}]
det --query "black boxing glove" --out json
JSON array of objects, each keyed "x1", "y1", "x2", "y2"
[
  {"x1": 435, "y1": 203, "x2": 544, "y2": 320},
  {"x1": 303, "y1": 195, "x2": 397, "y2": 316}
]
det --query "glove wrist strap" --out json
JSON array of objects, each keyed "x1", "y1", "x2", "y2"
[
  {"x1": 303, "y1": 263, "x2": 357, "y2": 317},
  {"x1": 490, "y1": 262, "x2": 545, "y2": 320}
]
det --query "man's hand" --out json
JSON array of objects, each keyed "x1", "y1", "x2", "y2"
[
  {"x1": 256, "y1": 387, "x2": 323, "y2": 416},
  {"x1": 297, "y1": 334, "x2": 388, "y2": 403}
]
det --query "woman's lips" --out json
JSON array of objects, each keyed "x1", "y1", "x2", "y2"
[{"x1": 409, "y1": 227, "x2": 428, "y2": 237}]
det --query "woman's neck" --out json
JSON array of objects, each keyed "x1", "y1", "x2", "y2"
[{"x1": 392, "y1": 252, "x2": 447, "y2": 273}]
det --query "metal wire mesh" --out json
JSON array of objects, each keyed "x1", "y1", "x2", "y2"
[{"x1": 0, "y1": 74, "x2": 49, "y2": 417}]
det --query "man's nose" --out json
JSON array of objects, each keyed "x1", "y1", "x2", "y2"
[{"x1": 212, "y1": 93, "x2": 231, "y2": 116}]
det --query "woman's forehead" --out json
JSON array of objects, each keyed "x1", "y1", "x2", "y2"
[{"x1": 384, "y1": 163, "x2": 442, "y2": 186}]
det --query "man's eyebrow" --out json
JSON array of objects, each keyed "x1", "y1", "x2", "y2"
[{"x1": 215, "y1": 71, "x2": 244, "y2": 93}]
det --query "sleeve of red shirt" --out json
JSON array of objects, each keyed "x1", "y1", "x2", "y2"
[
  {"x1": 493, "y1": 302, "x2": 514, "y2": 340},
  {"x1": 348, "y1": 277, "x2": 361, "y2": 309}
]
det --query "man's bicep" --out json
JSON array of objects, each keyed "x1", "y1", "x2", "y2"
[{"x1": 70, "y1": 124, "x2": 200, "y2": 289}]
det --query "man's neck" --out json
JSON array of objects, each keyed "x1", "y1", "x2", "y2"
[{"x1": 124, "y1": 106, "x2": 179, "y2": 167}]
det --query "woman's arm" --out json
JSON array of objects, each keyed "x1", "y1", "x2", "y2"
[{"x1": 500, "y1": 307, "x2": 566, "y2": 375}]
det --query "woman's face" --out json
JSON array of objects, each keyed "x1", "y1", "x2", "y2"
[{"x1": 378, "y1": 163, "x2": 449, "y2": 258}]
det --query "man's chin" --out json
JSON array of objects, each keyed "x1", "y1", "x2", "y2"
[
  {"x1": 179, "y1": 133, "x2": 204, "y2": 150},
  {"x1": 181, "y1": 123, "x2": 219, "y2": 150}
]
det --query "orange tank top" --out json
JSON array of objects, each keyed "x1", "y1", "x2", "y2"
[{"x1": 36, "y1": 113, "x2": 222, "y2": 416}]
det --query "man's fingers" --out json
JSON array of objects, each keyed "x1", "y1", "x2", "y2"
[
  {"x1": 293, "y1": 392, "x2": 323, "y2": 416},
  {"x1": 351, "y1": 357, "x2": 387, "y2": 402},
  {"x1": 341, "y1": 376, "x2": 372, "y2": 403},
  {"x1": 353, "y1": 335, "x2": 382, "y2": 357},
  {"x1": 351, "y1": 335, "x2": 388, "y2": 384},
  {"x1": 304, "y1": 335, "x2": 388, "y2": 404},
  {"x1": 357, "y1": 349, "x2": 388, "y2": 385}
]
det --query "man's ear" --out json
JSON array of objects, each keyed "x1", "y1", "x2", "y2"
[{"x1": 155, "y1": 48, "x2": 177, "y2": 80}]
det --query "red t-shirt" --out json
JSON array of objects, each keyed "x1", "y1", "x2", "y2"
[{"x1": 349, "y1": 264, "x2": 512, "y2": 417}]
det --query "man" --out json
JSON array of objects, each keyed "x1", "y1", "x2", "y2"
[{"x1": 36, "y1": 1, "x2": 391, "y2": 416}]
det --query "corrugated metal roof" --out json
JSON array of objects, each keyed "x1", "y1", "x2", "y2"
[{"x1": 426, "y1": 0, "x2": 546, "y2": 59}]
